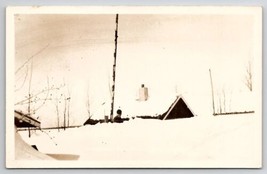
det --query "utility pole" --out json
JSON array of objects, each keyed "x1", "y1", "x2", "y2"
[
  {"x1": 209, "y1": 69, "x2": 215, "y2": 115},
  {"x1": 110, "y1": 14, "x2": 119, "y2": 122}
]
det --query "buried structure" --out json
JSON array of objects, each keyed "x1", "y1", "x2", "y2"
[
  {"x1": 14, "y1": 110, "x2": 41, "y2": 128},
  {"x1": 138, "y1": 95, "x2": 195, "y2": 120},
  {"x1": 14, "y1": 110, "x2": 54, "y2": 160},
  {"x1": 84, "y1": 95, "x2": 195, "y2": 125},
  {"x1": 14, "y1": 110, "x2": 41, "y2": 138},
  {"x1": 159, "y1": 95, "x2": 195, "y2": 120},
  {"x1": 14, "y1": 110, "x2": 80, "y2": 160}
]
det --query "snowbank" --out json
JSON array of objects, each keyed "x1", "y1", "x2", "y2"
[
  {"x1": 19, "y1": 114, "x2": 261, "y2": 167},
  {"x1": 15, "y1": 130, "x2": 55, "y2": 160}
]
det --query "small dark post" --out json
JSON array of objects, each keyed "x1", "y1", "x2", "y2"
[{"x1": 28, "y1": 127, "x2": 31, "y2": 138}]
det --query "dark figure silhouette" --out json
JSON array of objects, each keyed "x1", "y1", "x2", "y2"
[{"x1": 113, "y1": 109, "x2": 129, "y2": 123}]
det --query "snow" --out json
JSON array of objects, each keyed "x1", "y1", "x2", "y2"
[
  {"x1": 18, "y1": 113, "x2": 261, "y2": 167},
  {"x1": 15, "y1": 129, "x2": 55, "y2": 160}
]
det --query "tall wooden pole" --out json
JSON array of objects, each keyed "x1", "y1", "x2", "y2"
[
  {"x1": 209, "y1": 69, "x2": 215, "y2": 115},
  {"x1": 110, "y1": 14, "x2": 119, "y2": 122}
]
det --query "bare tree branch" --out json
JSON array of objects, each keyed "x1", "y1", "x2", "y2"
[
  {"x1": 33, "y1": 77, "x2": 50, "y2": 112},
  {"x1": 15, "y1": 83, "x2": 65, "y2": 105},
  {"x1": 15, "y1": 44, "x2": 50, "y2": 74},
  {"x1": 15, "y1": 65, "x2": 29, "y2": 92}
]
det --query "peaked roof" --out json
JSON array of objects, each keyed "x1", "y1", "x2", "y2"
[
  {"x1": 14, "y1": 110, "x2": 41, "y2": 128},
  {"x1": 162, "y1": 95, "x2": 195, "y2": 120}
]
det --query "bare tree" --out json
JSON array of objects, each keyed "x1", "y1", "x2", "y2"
[
  {"x1": 222, "y1": 88, "x2": 226, "y2": 113},
  {"x1": 215, "y1": 88, "x2": 227, "y2": 114},
  {"x1": 15, "y1": 43, "x2": 64, "y2": 119},
  {"x1": 209, "y1": 69, "x2": 215, "y2": 115},
  {"x1": 244, "y1": 61, "x2": 253, "y2": 92},
  {"x1": 63, "y1": 94, "x2": 71, "y2": 130},
  {"x1": 86, "y1": 94, "x2": 91, "y2": 119},
  {"x1": 86, "y1": 84, "x2": 93, "y2": 120},
  {"x1": 15, "y1": 65, "x2": 28, "y2": 92},
  {"x1": 27, "y1": 59, "x2": 33, "y2": 116},
  {"x1": 15, "y1": 79, "x2": 65, "y2": 112},
  {"x1": 53, "y1": 91, "x2": 63, "y2": 132},
  {"x1": 63, "y1": 95, "x2": 67, "y2": 130},
  {"x1": 55, "y1": 96, "x2": 60, "y2": 131},
  {"x1": 108, "y1": 75, "x2": 113, "y2": 100},
  {"x1": 47, "y1": 84, "x2": 69, "y2": 131},
  {"x1": 67, "y1": 86, "x2": 71, "y2": 127},
  {"x1": 218, "y1": 93, "x2": 222, "y2": 114}
]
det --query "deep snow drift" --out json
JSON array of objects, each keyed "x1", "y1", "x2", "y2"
[
  {"x1": 18, "y1": 113, "x2": 261, "y2": 167},
  {"x1": 15, "y1": 129, "x2": 54, "y2": 160}
]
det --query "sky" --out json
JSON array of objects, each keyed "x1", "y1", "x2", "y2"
[{"x1": 14, "y1": 14, "x2": 256, "y2": 127}]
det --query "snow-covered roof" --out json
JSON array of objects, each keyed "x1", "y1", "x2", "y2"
[
  {"x1": 163, "y1": 95, "x2": 195, "y2": 120},
  {"x1": 14, "y1": 110, "x2": 41, "y2": 128}
]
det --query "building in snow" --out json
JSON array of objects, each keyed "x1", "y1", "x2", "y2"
[
  {"x1": 14, "y1": 110, "x2": 40, "y2": 128},
  {"x1": 160, "y1": 95, "x2": 195, "y2": 120}
]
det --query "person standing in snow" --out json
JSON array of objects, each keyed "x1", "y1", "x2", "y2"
[
  {"x1": 113, "y1": 109, "x2": 130, "y2": 123},
  {"x1": 113, "y1": 109, "x2": 123, "y2": 123}
]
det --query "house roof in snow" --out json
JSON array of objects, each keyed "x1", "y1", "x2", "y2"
[
  {"x1": 14, "y1": 110, "x2": 41, "y2": 128},
  {"x1": 162, "y1": 95, "x2": 195, "y2": 120}
]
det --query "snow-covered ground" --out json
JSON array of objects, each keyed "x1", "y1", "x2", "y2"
[
  {"x1": 15, "y1": 129, "x2": 55, "y2": 160},
  {"x1": 18, "y1": 113, "x2": 261, "y2": 167}
]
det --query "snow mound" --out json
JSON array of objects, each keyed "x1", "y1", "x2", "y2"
[
  {"x1": 19, "y1": 114, "x2": 261, "y2": 167},
  {"x1": 15, "y1": 130, "x2": 55, "y2": 160}
]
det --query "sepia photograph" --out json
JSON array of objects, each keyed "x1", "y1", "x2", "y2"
[{"x1": 6, "y1": 6, "x2": 262, "y2": 168}]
